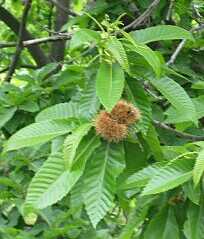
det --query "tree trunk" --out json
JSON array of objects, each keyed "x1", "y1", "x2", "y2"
[{"x1": 50, "y1": 0, "x2": 69, "y2": 62}]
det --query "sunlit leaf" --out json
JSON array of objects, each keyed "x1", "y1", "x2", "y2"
[
  {"x1": 96, "y1": 61, "x2": 125, "y2": 111},
  {"x1": 131, "y1": 25, "x2": 194, "y2": 44}
]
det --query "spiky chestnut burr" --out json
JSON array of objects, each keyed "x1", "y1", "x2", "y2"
[
  {"x1": 95, "y1": 111, "x2": 128, "y2": 142},
  {"x1": 111, "y1": 100, "x2": 141, "y2": 125}
]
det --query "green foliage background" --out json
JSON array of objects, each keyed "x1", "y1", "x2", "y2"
[{"x1": 0, "y1": 0, "x2": 204, "y2": 238}]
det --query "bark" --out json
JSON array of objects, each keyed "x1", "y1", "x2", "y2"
[
  {"x1": 0, "y1": 6, "x2": 49, "y2": 66},
  {"x1": 6, "y1": 0, "x2": 32, "y2": 81},
  {"x1": 50, "y1": 0, "x2": 69, "y2": 62}
]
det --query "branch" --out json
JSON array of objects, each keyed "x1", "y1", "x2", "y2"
[
  {"x1": 153, "y1": 120, "x2": 204, "y2": 141},
  {"x1": 42, "y1": 42, "x2": 96, "y2": 81},
  {"x1": 0, "y1": 33, "x2": 73, "y2": 48},
  {"x1": 166, "y1": 39, "x2": 186, "y2": 66},
  {"x1": 0, "y1": 42, "x2": 16, "y2": 48},
  {"x1": 51, "y1": 0, "x2": 70, "y2": 62},
  {"x1": 5, "y1": 0, "x2": 32, "y2": 81},
  {"x1": 167, "y1": 24, "x2": 204, "y2": 65},
  {"x1": 143, "y1": 82, "x2": 163, "y2": 101},
  {"x1": 166, "y1": 0, "x2": 175, "y2": 21},
  {"x1": 0, "y1": 6, "x2": 49, "y2": 66},
  {"x1": 123, "y1": 0, "x2": 160, "y2": 31},
  {"x1": 24, "y1": 34, "x2": 73, "y2": 46},
  {"x1": 192, "y1": 3, "x2": 203, "y2": 24}
]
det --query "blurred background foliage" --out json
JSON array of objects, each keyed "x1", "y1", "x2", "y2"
[{"x1": 0, "y1": 0, "x2": 204, "y2": 238}]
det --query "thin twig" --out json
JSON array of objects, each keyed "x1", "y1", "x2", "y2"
[
  {"x1": 153, "y1": 120, "x2": 204, "y2": 141},
  {"x1": 167, "y1": 24, "x2": 204, "y2": 65},
  {"x1": 123, "y1": 0, "x2": 160, "y2": 31},
  {"x1": 145, "y1": 87, "x2": 163, "y2": 101},
  {"x1": 42, "y1": 42, "x2": 97, "y2": 81},
  {"x1": 143, "y1": 82, "x2": 163, "y2": 101},
  {"x1": 166, "y1": 39, "x2": 186, "y2": 66},
  {"x1": 23, "y1": 33, "x2": 72, "y2": 45},
  {"x1": 0, "y1": 32, "x2": 93, "y2": 82},
  {"x1": 166, "y1": 0, "x2": 175, "y2": 21},
  {"x1": 5, "y1": 0, "x2": 32, "y2": 81},
  {"x1": 0, "y1": 42, "x2": 16, "y2": 48},
  {"x1": 49, "y1": 0, "x2": 79, "y2": 17},
  {"x1": 0, "y1": 33, "x2": 73, "y2": 49},
  {"x1": 192, "y1": 3, "x2": 203, "y2": 24}
]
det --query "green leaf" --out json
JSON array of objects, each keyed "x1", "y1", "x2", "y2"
[
  {"x1": 106, "y1": 36, "x2": 129, "y2": 72},
  {"x1": 56, "y1": 65, "x2": 84, "y2": 88},
  {"x1": 96, "y1": 61, "x2": 125, "y2": 111},
  {"x1": 63, "y1": 123, "x2": 92, "y2": 169},
  {"x1": 118, "y1": 198, "x2": 151, "y2": 239},
  {"x1": 70, "y1": 177, "x2": 84, "y2": 213},
  {"x1": 126, "y1": 79, "x2": 152, "y2": 134},
  {"x1": 165, "y1": 96, "x2": 204, "y2": 124},
  {"x1": 131, "y1": 25, "x2": 194, "y2": 44},
  {"x1": 142, "y1": 158, "x2": 194, "y2": 195},
  {"x1": 19, "y1": 101, "x2": 39, "y2": 113},
  {"x1": 0, "y1": 177, "x2": 21, "y2": 191},
  {"x1": 164, "y1": 107, "x2": 192, "y2": 124},
  {"x1": 51, "y1": 136, "x2": 65, "y2": 153},
  {"x1": 4, "y1": 119, "x2": 75, "y2": 152},
  {"x1": 0, "y1": 107, "x2": 16, "y2": 128},
  {"x1": 25, "y1": 152, "x2": 66, "y2": 209},
  {"x1": 123, "y1": 162, "x2": 166, "y2": 189},
  {"x1": 193, "y1": 149, "x2": 204, "y2": 186},
  {"x1": 183, "y1": 203, "x2": 204, "y2": 239},
  {"x1": 144, "y1": 124, "x2": 164, "y2": 161},
  {"x1": 193, "y1": 96, "x2": 204, "y2": 119},
  {"x1": 122, "y1": 31, "x2": 161, "y2": 77},
  {"x1": 149, "y1": 77, "x2": 197, "y2": 124},
  {"x1": 25, "y1": 134, "x2": 100, "y2": 209},
  {"x1": 35, "y1": 102, "x2": 79, "y2": 122},
  {"x1": 192, "y1": 81, "x2": 204, "y2": 89},
  {"x1": 83, "y1": 142, "x2": 125, "y2": 228},
  {"x1": 79, "y1": 79, "x2": 100, "y2": 119},
  {"x1": 144, "y1": 207, "x2": 179, "y2": 239},
  {"x1": 70, "y1": 29, "x2": 100, "y2": 51},
  {"x1": 124, "y1": 142, "x2": 148, "y2": 174},
  {"x1": 35, "y1": 63, "x2": 59, "y2": 81},
  {"x1": 183, "y1": 181, "x2": 200, "y2": 205}
]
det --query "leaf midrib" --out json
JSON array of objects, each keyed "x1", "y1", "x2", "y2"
[{"x1": 108, "y1": 64, "x2": 113, "y2": 108}]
